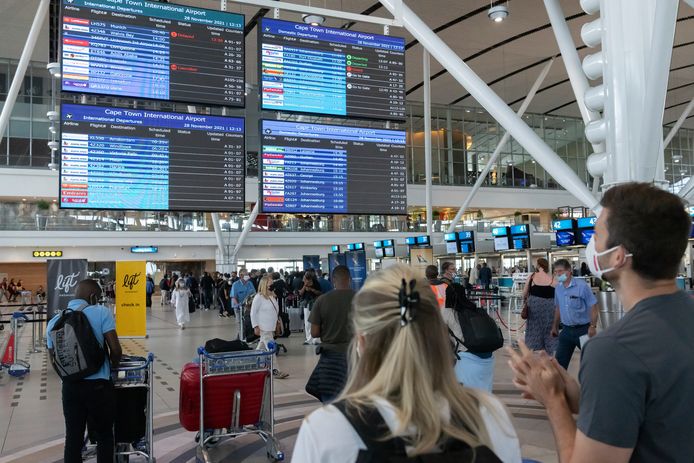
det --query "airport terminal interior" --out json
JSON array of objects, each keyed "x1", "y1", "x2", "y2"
[{"x1": 1, "y1": 0, "x2": 693, "y2": 461}]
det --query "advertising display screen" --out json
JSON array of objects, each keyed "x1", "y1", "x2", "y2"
[
  {"x1": 60, "y1": 104, "x2": 245, "y2": 211},
  {"x1": 492, "y1": 226, "x2": 510, "y2": 252},
  {"x1": 260, "y1": 120, "x2": 406, "y2": 214},
  {"x1": 61, "y1": 0, "x2": 245, "y2": 106},
  {"x1": 579, "y1": 229, "x2": 595, "y2": 245},
  {"x1": 556, "y1": 231, "x2": 576, "y2": 247},
  {"x1": 576, "y1": 217, "x2": 597, "y2": 245},
  {"x1": 259, "y1": 18, "x2": 405, "y2": 120},
  {"x1": 446, "y1": 241, "x2": 460, "y2": 254}
]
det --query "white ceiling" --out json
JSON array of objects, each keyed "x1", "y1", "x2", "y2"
[{"x1": 2, "y1": 0, "x2": 693, "y2": 128}]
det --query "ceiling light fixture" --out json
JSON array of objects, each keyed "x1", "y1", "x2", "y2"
[
  {"x1": 302, "y1": 14, "x2": 325, "y2": 26},
  {"x1": 488, "y1": 3, "x2": 509, "y2": 22}
]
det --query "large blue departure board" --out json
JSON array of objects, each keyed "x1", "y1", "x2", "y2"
[
  {"x1": 260, "y1": 120, "x2": 407, "y2": 215},
  {"x1": 61, "y1": 0, "x2": 245, "y2": 106},
  {"x1": 60, "y1": 104, "x2": 245, "y2": 212},
  {"x1": 259, "y1": 18, "x2": 405, "y2": 120}
]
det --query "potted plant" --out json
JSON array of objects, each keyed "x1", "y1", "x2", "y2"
[
  {"x1": 476, "y1": 210, "x2": 484, "y2": 220},
  {"x1": 35, "y1": 200, "x2": 50, "y2": 230}
]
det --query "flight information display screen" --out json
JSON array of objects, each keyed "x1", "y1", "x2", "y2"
[
  {"x1": 260, "y1": 120, "x2": 407, "y2": 214},
  {"x1": 61, "y1": 0, "x2": 245, "y2": 106},
  {"x1": 60, "y1": 104, "x2": 245, "y2": 211},
  {"x1": 259, "y1": 18, "x2": 405, "y2": 120}
]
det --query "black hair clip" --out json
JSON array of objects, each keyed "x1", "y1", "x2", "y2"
[{"x1": 399, "y1": 278, "x2": 420, "y2": 327}]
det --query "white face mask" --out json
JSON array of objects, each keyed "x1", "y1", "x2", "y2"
[
  {"x1": 585, "y1": 236, "x2": 632, "y2": 279},
  {"x1": 243, "y1": 275, "x2": 250, "y2": 281}
]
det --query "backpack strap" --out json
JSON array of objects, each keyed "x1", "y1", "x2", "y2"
[{"x1": 333, "y1": 400, "x2": 408, "y2": 460}]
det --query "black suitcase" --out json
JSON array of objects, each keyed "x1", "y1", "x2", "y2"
[
  {"x1": 279, "y1": 312, "x2": 291, "y2": 338},
  {"x1": 114, "y1": 384, "x2": 147, "y2": 443}
]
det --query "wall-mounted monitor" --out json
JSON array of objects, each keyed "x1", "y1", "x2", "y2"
[
  {"x1": 60, "y1": 103, "x2": 245, "y2": 211},
  {"x1": 510, "y1": 224, "x2": 531, "y2": 250},
  {"x1": 260, "y1": 120, "x2": 406, "y2": 215},
  {"x1": 553, "y1": 219, "x2": 575, "y2": 231},
  {"x1": 347, "y1": 242, "x2": 365, "y2": 251},
  {"x1": 576, "y1": 217, "x2": 597, "y2": 245},
  {"x1": 492, "y1": 226, "x2": 510, "y2": 252},
  {"x1": 458, "y1": 230, "x2": 475, "y2": 254},
  {"x1": 384, "y1": 247, "x2": 395, "y2": 257},
  {"x1": 331, "y1": 245, "x2": 340, "y2": 253},
  {"x1": 576, "y1": 217, "x2": 597, "y2": 229},
  {"x1": 61, "y1": 0, "x2": 245, "y2": 106},
  {"x1": 259, "y1": 18, "x2": 405, "y2": 120},
  {"x1": 382, "y1": 239, "x2": 394, "y2": 248},
  {"x1": 375, "y1": 247, "x2": 385, "y2": 258},
  {"x1": 374, "y1": 240, "x2": 384, "y2": 248},
  {"x1": 416, "y1": 235, "x2": 431, "y2": 246}
]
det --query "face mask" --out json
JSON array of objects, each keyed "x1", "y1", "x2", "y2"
[
  {"x1": 585, "y1": 236, "x2": 632, "y2": 280},
  {"x1": 243, "y1": 275, "x2": 250, "y2": 281},
  {"x1": 557, "y1": 274, "x2": 568, "y2": 283}
]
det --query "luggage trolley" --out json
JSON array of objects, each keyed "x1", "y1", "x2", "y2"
[
  {"x1": 82, "y1": 353, "x2": 155, "y2": 462},
  {"x1": 185, "y1": 345, "x2": 284, "y2": 462}
]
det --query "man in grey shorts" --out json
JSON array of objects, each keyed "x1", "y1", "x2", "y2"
[{"x1": 509, "y1": 183, "x2": 694, "y2": 462}]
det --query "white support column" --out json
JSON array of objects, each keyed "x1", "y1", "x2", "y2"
[
  {"x1": 446, "y1": 108, "x2": 454, "y2": 185},
  {"x1": 423, "y1": 49, "x2": 433, "y2": 235},
  {"x1": 543, "y1": 0, "x2": 604, "y2": 154},
  {"x1": 380, "y1": 0, "x2": 599, "y2": 211},
  {"x1": 446, "y1": 59, "x2": 555, "y2": 233},
  {"x1": 0, "y1": 0, "x2": 50, "y2": 147},
  {"x1": 230, "y1": 203, "x2": 260, "y2": 269}
]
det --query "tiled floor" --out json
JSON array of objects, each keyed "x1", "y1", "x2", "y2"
[{"x1": 0, "y1": 299, "x2": 581, "y2": 462}]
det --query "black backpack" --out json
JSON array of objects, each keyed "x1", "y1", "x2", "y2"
[
  {"x1": 454, "y1": 304, "x2": 504, "y2": 353},
  {"x1": 333, "y1": 401, "x2": 502, "y2": 463},
  {"x1": 48, "y1": 304, "x2": 106, "y2": 381}
]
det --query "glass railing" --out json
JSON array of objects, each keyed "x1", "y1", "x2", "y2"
[{"x1": 0, "y1": 202, "x2": 548, "y2": 233}]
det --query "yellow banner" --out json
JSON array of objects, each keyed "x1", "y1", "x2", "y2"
[{"x1": 115, "y1": 261, "x2": 147, "y2": 338}]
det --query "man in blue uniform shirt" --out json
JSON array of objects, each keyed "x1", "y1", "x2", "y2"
[
  {"x1": 47, "y1": 279, "x2": 122, "y2": 463},
  {"x1": 551, "y1": 259, "x2": 598, "y2": 369}
]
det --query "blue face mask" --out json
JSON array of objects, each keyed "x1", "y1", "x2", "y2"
[{"x1": 557, "y1": 274, "x2": 568, "y2": 283}]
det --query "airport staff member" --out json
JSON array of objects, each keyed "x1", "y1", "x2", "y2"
[{"x1": 551, "y1": 259, "x2": 598, "y2": 369}]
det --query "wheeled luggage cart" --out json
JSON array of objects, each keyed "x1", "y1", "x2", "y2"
[
  {"x1": 180, "y1": 345, "x2": 284, "y2": 462},
  {"x1": 82, "y1": 353, "x2": 155, "y2": 462}
]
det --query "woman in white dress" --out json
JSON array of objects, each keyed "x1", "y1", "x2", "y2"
[
  {"x1": 171, "y1": 278, "x2": 191, "y2": 329},
  {"x1": 250, "y1": 275, "x2": 289, "y2": 379},
  {"x1": 292, "y1": 263, "x2": 521, "y2": 462}
]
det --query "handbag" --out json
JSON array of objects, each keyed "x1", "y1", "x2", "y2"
[{"x1": 520, "y1": 274, "x2": 533, "y2": 320}]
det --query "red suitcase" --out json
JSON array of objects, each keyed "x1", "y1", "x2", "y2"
[{"x1": 179, "y1": 362, "x2": 269, "y2": 431}]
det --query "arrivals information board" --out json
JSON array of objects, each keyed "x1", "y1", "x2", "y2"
[
  {"x1": 61, "y1": 0, "x2": 245, "y2": 106},
  {"x1": 259, "y1": 18, "x2": 405, "y2": 120},
  {"x1": 260, "y1": 120, "x2": 407, "y2": 215},
  {"x1": 60, "y1": 103, "x2": 245, "y2": 212}
]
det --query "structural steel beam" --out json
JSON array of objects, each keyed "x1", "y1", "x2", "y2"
[
  {"x1": 380, "y1": 0, "x2": 599, "y2": 211},
  {"x1": 230, "y1": 203, "x2": 260, "y2": 268},
  {"x1": 446, "y1": 59, "x2": 555, "y2": 233},
  {"x1": 423, "y1": 49, "x2": 433, "y2": 235},
  {"x1": 0, "y1": 0, "x2": 50, "y2": 148}
]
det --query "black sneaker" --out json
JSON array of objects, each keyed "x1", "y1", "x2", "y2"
[{"x1": 218, "y1": 313, "x2": 227, "y2": 318}]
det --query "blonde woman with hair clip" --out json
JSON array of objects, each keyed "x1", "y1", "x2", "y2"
[
  {"x1": 292, "y1": 264, "x2": 521, "y2": 462},
  {"x1": 251, "y1": 275, "x2": 289, "y2": 379}
]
